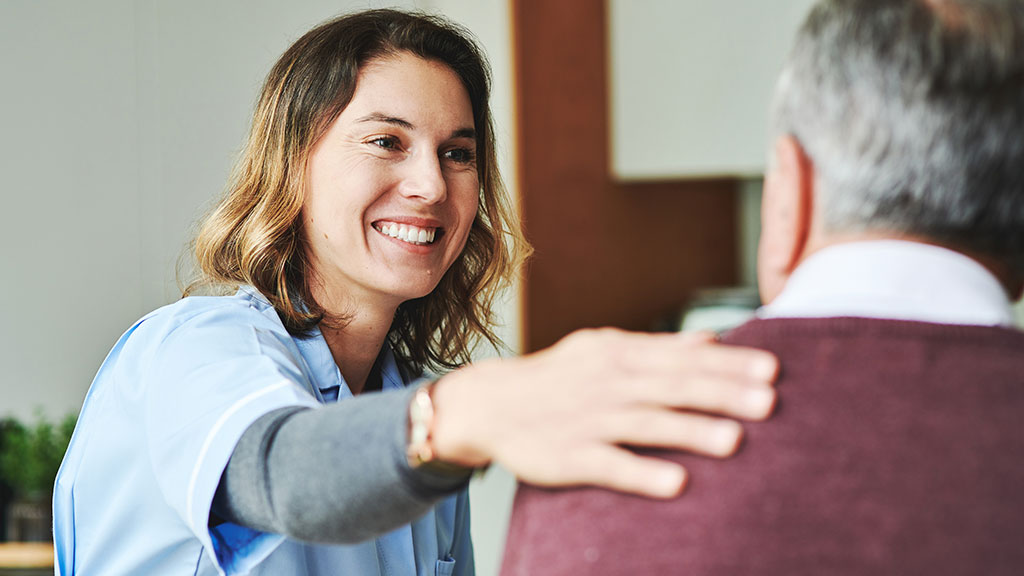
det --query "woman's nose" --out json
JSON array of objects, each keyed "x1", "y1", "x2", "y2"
[{"x1": 398, "y1": 153, "x2": 447, "y2": 204}]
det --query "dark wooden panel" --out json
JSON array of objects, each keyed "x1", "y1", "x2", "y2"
[{"x1": 514, "y1": 0, "x2": 739, "y2": 351}]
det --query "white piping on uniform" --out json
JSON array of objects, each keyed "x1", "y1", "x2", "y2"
[{"x1": 185, "y1": 379, "x2": 299, "y2": 533}]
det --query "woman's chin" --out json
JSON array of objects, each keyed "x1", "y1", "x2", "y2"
[{"x1": 379, "y1": 279, "x2": 445, "y2": 304}]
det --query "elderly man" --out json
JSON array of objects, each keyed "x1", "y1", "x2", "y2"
[{"x1": 501, "y1": 0, "x2": 1024, "y2": 574}]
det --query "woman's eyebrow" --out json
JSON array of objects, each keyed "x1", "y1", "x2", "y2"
[
  {"x1": 355, "y1": 112, "x2": 414, "y2": 129},
  {"x1": 355, "y1": 112, "x2": 475, "y2": 140}
]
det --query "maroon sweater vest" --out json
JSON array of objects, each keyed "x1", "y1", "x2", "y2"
[{"x1": 501, "y1": 318, "x2": 1024, "y2": 575}]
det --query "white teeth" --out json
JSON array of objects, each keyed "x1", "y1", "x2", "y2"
[{"x1": 376, "y1": 222, "x2": 437, "y2": 245}]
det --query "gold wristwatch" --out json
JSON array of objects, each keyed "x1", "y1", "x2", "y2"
[{"x1": 406, "y1": 382, "x2": 474, "y2": 477}]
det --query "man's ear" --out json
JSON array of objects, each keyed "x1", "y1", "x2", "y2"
[
  {"x1": 757, "y1": 135, "x2": 814, "y2": 304},
  {"x1": 1010, "y1": 276, "x2": 1024, "y2": 302}
]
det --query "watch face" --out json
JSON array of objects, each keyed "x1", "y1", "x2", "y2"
[
  {"x1": 406, "y1": 385, "x2": 474, "y2": 476},
  {"x1": 408, "y1": 386, "x2": 435, "y2": 465}
]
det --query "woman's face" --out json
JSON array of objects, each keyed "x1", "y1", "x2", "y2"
[{"x1": 303, "y1": 52, "x2": 480, "y2": 309}]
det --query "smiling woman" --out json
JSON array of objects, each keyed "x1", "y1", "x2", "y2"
[
  {"x1": 301, "y1": 54, "x2": 484, "y2": 392},
  {"x1": 51, "y1": 9, "x2": 779, "y2": 576},
  {"x1": 301, "y1": 54, "x2": 481, "y2": 377},
  {"x1": 187, "y1": 14, "x2": 516, "y2": 380}
]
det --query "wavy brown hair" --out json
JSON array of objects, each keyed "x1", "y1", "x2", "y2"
[{"x1": 185, "y1": 9, "x2": 531, "y2": 372}]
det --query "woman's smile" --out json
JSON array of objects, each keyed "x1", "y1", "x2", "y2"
[
  {"x1": 371, "y1": 218, "x2": 444, "y2": 248},
  {"x1": 374, "y1": 223, "x2": 437, "y2": 246}
]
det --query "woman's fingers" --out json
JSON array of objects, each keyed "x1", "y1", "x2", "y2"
[
  {"x1": 612, "y1": 330, "x2": 779, "y2": 384},
  {"x1": 429, "y1": 326, "x2": 782, "y2": 499},
  {"x1": 534, "y1": 445, "x2": 689, "y2": 500},
  {"x1": 562, "y1": 329, "x2": 779, "y2": 420},
  {"x1": 676, "y1": 330, "x2": 718, "y2": 345},
  {"x1": 595, "y1": 409, "x2": 744, "y2": 457},
  {"x1": 625, "y1": 376, "x2": 777, "y2": 421}
]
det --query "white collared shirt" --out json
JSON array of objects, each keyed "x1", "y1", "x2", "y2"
[{"x1": 758, "y1": 240, "x2": 1016, "y2": 327}]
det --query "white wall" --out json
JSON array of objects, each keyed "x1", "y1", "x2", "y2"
[
  {"x1": 2, "y1": 0, "x2": 146, "y2": 422},
  {"x1": 0, "y1": 1, "x2": 517, "y2": 573},
  {"x1": 608, "y1": 0, "x2": 817, "y2": 179}
]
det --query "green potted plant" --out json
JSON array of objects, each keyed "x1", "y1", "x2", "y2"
[{"x1": 0, "y1": 411, "x2": 76, "y2": 542}]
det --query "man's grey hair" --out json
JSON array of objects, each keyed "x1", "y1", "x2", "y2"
[{"x1": 773, "y1": 0, "x2": 1024, "y2": 274}]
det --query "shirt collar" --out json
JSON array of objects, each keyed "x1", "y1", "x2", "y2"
[
  {"x1": 236, "y1": 286, "x2": 410, "y2": 399},
  {"x1": 758, "y1": 240, "x2": 1016, "y2": 327},
  {"x1": 293, "y1": 326, "x2": 407, "y2": 402}
]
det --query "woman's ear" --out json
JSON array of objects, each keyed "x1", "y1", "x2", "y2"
[{"x1": 757, "y1": 135, "x2": 814, "y2": 304}]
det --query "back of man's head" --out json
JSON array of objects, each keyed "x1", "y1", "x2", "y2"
[{"x1": 773, "y1": 0, "x2": 1024, "y2": 278}]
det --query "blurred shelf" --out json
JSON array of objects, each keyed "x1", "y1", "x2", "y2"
[{"x1": 0, "y1": 542, "x2": 52, "y2": 573}]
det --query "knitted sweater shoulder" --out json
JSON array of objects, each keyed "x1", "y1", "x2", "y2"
[{"x1": 501, "y1": 317, "x2": 1024, "y2": 576}]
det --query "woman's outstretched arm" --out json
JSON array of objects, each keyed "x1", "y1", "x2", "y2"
[{"x1": 213, "y1": 330, "x2": 779, "y2": 542}]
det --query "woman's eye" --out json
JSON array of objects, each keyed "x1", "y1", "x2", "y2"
[
  {"x1": 443, "y1": 148, "x2": 476, "y2": 164},
  {"x1": 369, "y1": 136, "x2": 399, "y2": 150}
]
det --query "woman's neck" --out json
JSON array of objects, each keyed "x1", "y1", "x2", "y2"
[
  {"x1": 319, "y1": 318, "x2": 391, "y2": 395},
  {"x1": 313, "y1": 288, "x2": 399, "y2": 396}
]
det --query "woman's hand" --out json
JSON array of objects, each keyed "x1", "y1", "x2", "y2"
[{"x1": 429, "y1": 328, "x2": 778, "y2": 499}]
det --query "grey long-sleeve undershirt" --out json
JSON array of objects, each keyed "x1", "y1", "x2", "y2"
[{"x1": 211, "y1": 384, "x2": 472, "y2": 544}]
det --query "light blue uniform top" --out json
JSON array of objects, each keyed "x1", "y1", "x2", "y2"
[{"x1": 53, "y1": 288, "x2": 473, "y2": 575}]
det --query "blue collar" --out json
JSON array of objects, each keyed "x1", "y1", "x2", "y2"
[
  {"x1": 293, "y1": 327, "x2": 407, "y2": 401},
  {"x1": 237, "y1": 286, "x2": 409, "y2": 401}
]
